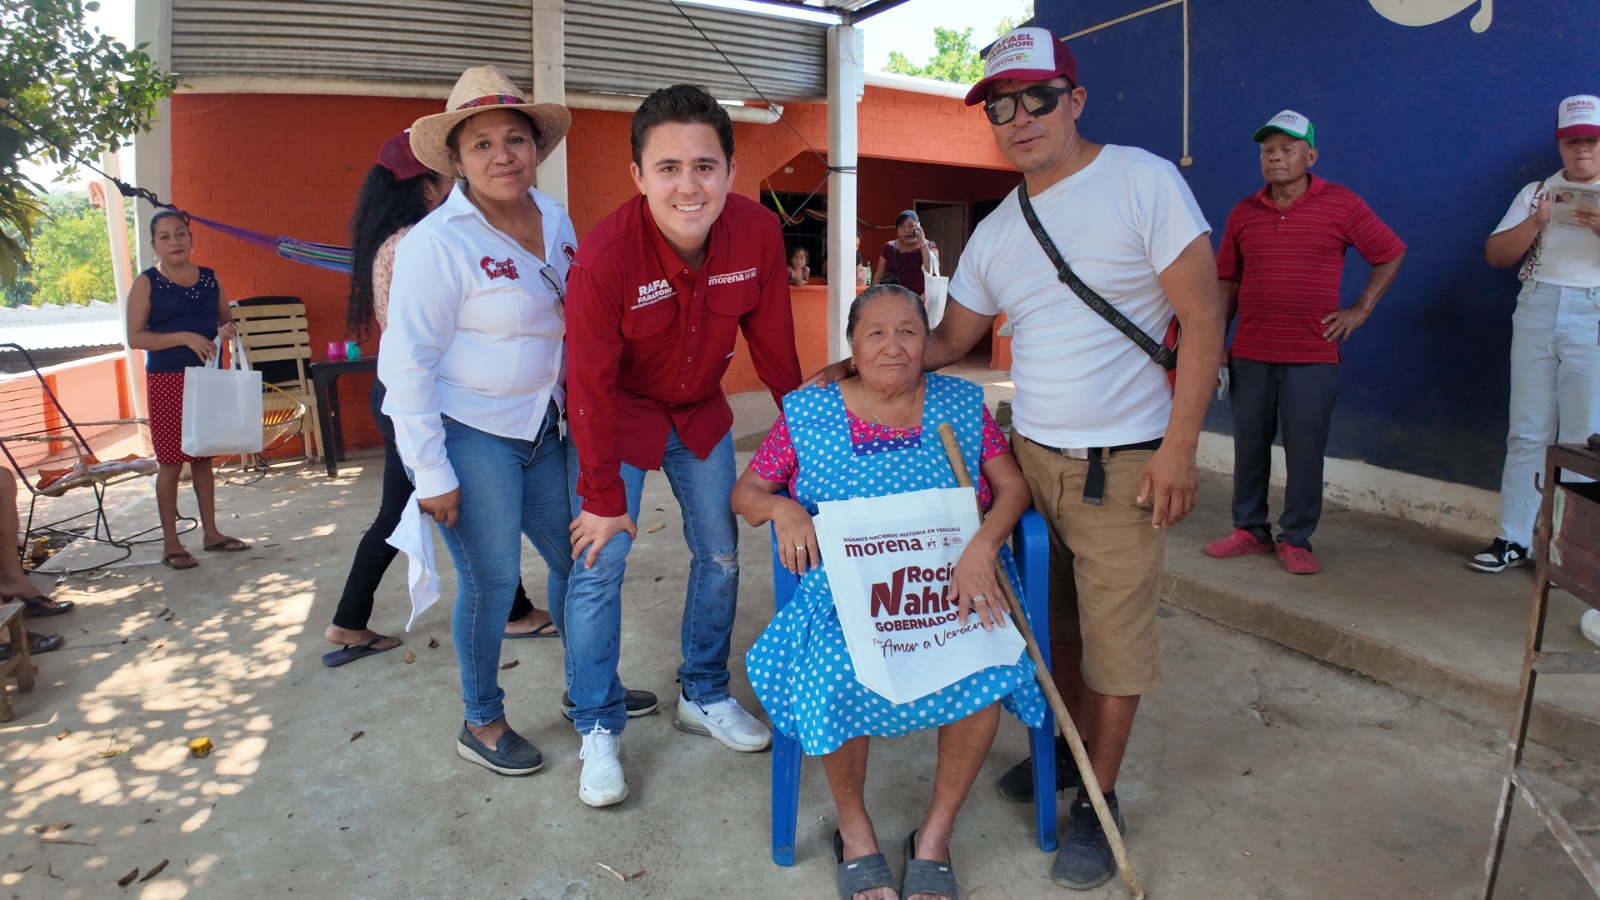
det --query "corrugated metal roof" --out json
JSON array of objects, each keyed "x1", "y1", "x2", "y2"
[
  {"x1": 170, "y1": 0, "x2": 535, "y2": 84},
  {"x1": 566, "y1": 0, "x2": 829, "y2": 102},
  {"x1": 0, "y1": 302, "x2": 125, "y2": 351}
]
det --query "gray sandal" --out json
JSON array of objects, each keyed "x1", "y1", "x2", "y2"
[
  {"x1": 834, "y1": 830, "x2": 896, "y2": 900},
  {"x1": 902, "y1": 830, "x2": 958, "y2": 900}
]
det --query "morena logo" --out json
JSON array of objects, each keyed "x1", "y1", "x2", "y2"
[{"x1": 480, "y1": 256, "x2": 520, "y2": 281}]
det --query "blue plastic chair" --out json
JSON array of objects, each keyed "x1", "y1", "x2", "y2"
[{"x1": 767, "y1": 504, "x2": 1058, "y2": 865}]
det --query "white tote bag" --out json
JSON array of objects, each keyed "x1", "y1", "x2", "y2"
[
  {"x1": 922, "y1": 253, "x2": 950, "y2": 328},
  {"x1": 182, "y1": 338, "x2": 264, "y2": 457},
  {"x1": 813, "y1": 486, "x2": 1025, "y2": 705}
]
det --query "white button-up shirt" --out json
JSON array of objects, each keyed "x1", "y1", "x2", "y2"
[{"x1": 380, "y1": 185, "x2": 576, "y2": 498}]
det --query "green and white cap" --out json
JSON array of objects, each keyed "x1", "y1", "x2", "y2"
[{"x1": 1252, "y1": 109, "x2": 1315, "y2": 148}]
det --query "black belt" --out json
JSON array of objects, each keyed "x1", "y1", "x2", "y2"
[{"x1": 1026, "y1": 436, "x2": 1164, "y2": 506}]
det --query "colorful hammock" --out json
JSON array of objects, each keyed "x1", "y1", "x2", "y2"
[
  {"x1": 186, "y1": 212, "x2": 353, "y2": 274},
  {"x1": 112, "y1": 178, "x2": 354, "y2": 275}
]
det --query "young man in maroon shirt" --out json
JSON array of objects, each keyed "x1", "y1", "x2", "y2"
[
  {"x1": 1203, "y1": 110, "x2": 1405, "y2": 575},
  {"x1": 558, "y1": 84, "x2": 802, "y2": 808}
]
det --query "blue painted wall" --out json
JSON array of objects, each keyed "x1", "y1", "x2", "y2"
[{"x1": 1033, "y1": 0, "x2": 1596, "y2": 488}]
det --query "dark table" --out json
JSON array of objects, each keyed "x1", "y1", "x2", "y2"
[{"x1": 308, "y1": 356, "x2": 376, "y2": 477}]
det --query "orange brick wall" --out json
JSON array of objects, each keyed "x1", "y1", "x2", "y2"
[{"x1": 166, "y1": 86, "x2": 1015, "y2": 450}]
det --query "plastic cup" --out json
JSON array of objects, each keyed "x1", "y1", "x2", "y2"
[
  {"x1": 344, "y1": 341, "x2": 361, "y2": 361},
  {"x1": 326, "y1": 341, "x2": 343, "y2": 360}
]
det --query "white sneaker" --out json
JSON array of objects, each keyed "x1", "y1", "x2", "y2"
[
  {"x1": 578, "y1": 725, "x2": 627, "y2": 808},
  {"x1": 673, "y1": 693, "x2": 772, "y2": 752},
  {"x1": 1582, "y1": 610, "x2": 1600, "y2": 649}
]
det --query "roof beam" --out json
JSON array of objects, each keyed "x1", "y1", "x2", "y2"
[{"x1": 845, "y1": 0, "x2": 915, "y2": 24}]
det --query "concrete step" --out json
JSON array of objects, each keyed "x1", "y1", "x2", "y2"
[{"x1": 1165, "y1": 472, "x2": 1600, "y2": 761}]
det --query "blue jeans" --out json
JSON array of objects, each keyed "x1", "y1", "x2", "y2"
[
  {"x1": 555, "y1": 428, "x2": 740, "y2": 733},
  {"x1": 437, "y1": 408, "x2": 572, "y2": 727},
  {"x1": 1499, "y1": 280, "x2": 1600, "y2": 547}
]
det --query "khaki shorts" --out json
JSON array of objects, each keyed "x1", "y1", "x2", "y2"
[{"x1": 1012, "y1": 433, "x2": 1164, "y2": 696}]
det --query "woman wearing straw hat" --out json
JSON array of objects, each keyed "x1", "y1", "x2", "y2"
[
  {"x1": 379, "y1": 66, "x2": 600, "y2": 775},
  {"x1": 321, "y1": 129, "x2": 560, "y2": 669}
]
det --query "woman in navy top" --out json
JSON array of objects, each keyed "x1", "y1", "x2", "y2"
[{"x1": 126, "y1": 211, "x2": 249, "y2": 570}]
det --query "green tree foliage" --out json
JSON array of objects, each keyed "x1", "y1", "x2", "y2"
[
  {"x1": 882, "y1": 4, "x2": 1035, "y2": 85},
  {"x1": 23, "y1": 193, "x2": 126, "y2": 306},
  {"x1": 0, "y1": 0, "x2": 178, "y2": 285},
  {"x1": 1, "y1": 193, "x2": 132, "y2": 308},
  {"x1": 884, "y1": 27, "x2": 985, "y2": 84}
]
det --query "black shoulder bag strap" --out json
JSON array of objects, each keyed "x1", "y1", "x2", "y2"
[{"x1": 1016, "y1": 182, "x2": 1176, "y2": 372}]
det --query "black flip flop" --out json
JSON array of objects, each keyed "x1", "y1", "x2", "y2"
[
  {"x1": 162, "y1": 552, "x2": 198, "y2": 570},
  {"x1": 19, "y1": 595, "x2": 74, "y2": 618},
  {"x1": 834, "y1": 830, "x2": 896, "y2": 900},
  {"x1": 902, "y1": 829, "x2": 958, "y2": 900},
  {"x1": 504, "y1": 619, "x2": 559, "y2": 639},
  {"x1": 0, "y1": 631, "x2": 64, "y2": 661},
  {"x1": 322, "y1": 634, "x2": 400, "y2": 668},
  {"x1": 203, "y1": 537, "x2": 250, "y2": 552}
]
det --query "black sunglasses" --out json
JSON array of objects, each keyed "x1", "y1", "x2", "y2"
[{"x1": 984, "y1": 83, "x2": 1075, "y2": 126}]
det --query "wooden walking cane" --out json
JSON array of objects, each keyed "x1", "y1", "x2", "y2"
[{"x1": 937, "y1": 423, "x2": 1146, "y2": 900}]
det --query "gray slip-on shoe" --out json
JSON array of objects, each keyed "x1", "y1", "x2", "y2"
[{"x1": 456, "y1": 723, "x2": 544, "y2": 776}]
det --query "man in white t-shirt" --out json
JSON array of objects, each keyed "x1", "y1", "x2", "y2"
[
  {"x1": 1472, "y1": 94, "x2": 1600, "y2": 579},
  {"x1": 836, "y1": 25, "x2": 1223, "y2": 891}
]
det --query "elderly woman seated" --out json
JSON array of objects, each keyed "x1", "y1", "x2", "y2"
[{"x1": 732, "y1": 284, "x2": 1045, "y2": 900}]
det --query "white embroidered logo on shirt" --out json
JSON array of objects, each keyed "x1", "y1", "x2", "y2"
[
  {"x1": 633, "y1": 278, "x2": 674, "y2": 309},
  {"x1": 707, "y1": 267, "x2": 758, "y2": 286}
]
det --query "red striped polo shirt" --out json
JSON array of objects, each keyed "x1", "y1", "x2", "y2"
[{"x1": 1216, "y1": 174, "x2": 1405, "y2": 364}]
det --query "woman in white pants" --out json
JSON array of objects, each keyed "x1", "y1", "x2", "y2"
[{"x1": 1472, "y1": 95, "x2": 1600, "y2": 578}]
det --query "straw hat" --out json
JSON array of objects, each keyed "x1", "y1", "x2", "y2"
[{"x1": 409, "y1": 65, "x2": 571, "y2": 176}]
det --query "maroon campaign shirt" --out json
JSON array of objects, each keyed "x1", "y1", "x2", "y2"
[
  {"x1": 567, "y1": 193, "x2": 802, "y2": 517},
  {"x1": 1216, "y1": 174, "x2": 1405, "y2": 364}
]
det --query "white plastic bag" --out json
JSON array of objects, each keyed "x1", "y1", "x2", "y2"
[
  {"x1": 922, "y1": 253, "x2": 949, "y2": 328},
  {"x1": 813, "y1": 486, "x2": 1024, "y2": 704},
  {"x1": 181, "y1": 338, "x2": 264, "y2": 457}
]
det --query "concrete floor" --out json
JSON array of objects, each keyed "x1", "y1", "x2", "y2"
[{"x1": 2, "y1": 398, "x2": 1598, "y2": 899}]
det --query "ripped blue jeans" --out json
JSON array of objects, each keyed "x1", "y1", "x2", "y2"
[{"x1": 555, "y1": 428, "x2": 740, "y2": 733}]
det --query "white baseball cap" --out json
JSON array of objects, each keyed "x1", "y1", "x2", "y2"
[{"x1": 1252, "y1": 110, "x2": 1315, "y2": 148}]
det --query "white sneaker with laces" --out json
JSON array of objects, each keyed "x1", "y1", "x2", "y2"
[
  {"x1": 578, "y1": 725, "x2": 627, "y2": 808},
  {"x1": 673, "y1": 692, "x2": 772, "y2": 752}
]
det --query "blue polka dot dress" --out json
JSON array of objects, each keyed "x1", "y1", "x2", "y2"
[{"x1": 745, "y1": 374, "x2": 1046, "y2": 756}]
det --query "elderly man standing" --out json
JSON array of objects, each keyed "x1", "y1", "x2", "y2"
[
  {"x1": 811, "y1": 26, "x2": 1223, "y2": 891},
  {"x1": 1203, "y1": 111, "x2": 1405, "y2": 575}
]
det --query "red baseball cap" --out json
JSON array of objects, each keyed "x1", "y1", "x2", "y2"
[
  {"x1": 964, "y1": 27, "x2": 1079, "y2": 106},
  {"x1": 1557, "y1": 95, "x2": 1600, "y2": 139},
  {"x1": 377, "y1": 129, "x2": 431, "y2": 181}
]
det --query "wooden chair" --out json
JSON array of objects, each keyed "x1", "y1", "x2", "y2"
[
  {"x1": 230, "y1": 297, "x2": 323, "y2": 463},
  {"x1": 0, "y1": 342, "x2": 169, "y2": 568},
  {"x1": 0, "y1": 601, "x2": 36, "y2": 721}
]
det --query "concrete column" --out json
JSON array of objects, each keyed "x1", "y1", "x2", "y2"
[
  {"x1": 825, "y1": 25, "x2": 863, "y2": 363},
  {"x1": 531, "y1": 0, "x2": 568, "y2": 206},
  {"x1": 100, "y1": 149, "x2": 145, "y2": 420},
  {"x1": 132, "y1": 0, "x2": 172, "y2": 271}
]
